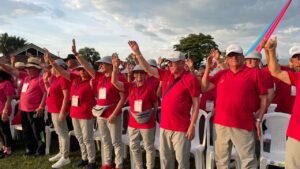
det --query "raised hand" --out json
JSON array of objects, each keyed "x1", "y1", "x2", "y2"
[
  {"x1": 72, "y1": 39, "x2": 78, "y2": 55},
  {"x1": 10, "y1": 54, "x2": 16, "y2": 65},
  {"x1": 185, "y1": 58, "x2": 194, "y2": 70},
  {"x1": 43, "y1": 48, "x2": 54, "y2": 63},
  {"x1": 128, "y1": 41, "x2": 141, "y2": 55},
  {"x1": 264, "y1": 37, "x2": 277, "y2": 51},
  {"x1": 126, "y1": 62, "x2": 133, "y2": 73},
  {"x1": 112, "y1": 54, "x2": 120, "y2": 69},
  {"x1": 157, "y1": 56, "x2": 163, "y2": 66}
]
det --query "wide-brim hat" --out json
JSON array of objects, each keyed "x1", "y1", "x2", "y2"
[{"x1": 26, "y1": 57, "x2": 42, "y2": 69}]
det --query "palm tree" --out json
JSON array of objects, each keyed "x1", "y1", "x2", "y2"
[{"x1": 0, "y1": 33, "x2": 27, "y2": 58}]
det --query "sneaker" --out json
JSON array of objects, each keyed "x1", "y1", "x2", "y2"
[
  {"x1": 76, "y1": 159, "x2": 88, "y2": 167},
  {"x1": 86, "y1": 162, "x2": 97, "y2": 169},
  {"x1": 49, "y1": 153, "x2": 62, "y2": 162},
  {"x1": 51, "y1": 157, "x2": 70, "y2": 168}
]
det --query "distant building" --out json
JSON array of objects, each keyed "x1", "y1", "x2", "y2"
[{"x1": 12, "y1": 43, "x2": 59, "y2": 63}]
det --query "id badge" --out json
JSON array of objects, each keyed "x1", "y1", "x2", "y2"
[
  {"x1": 98, "y1": 88, "x2": 106, "y2": 99},
  {"x1": 21, "y1": 83, "x2": 29, "y2": 93},
  {"x1": 134, "y1": 100, "x2": 143, "y2": 112},
  {"x1": 291, "y1": 86, "x2": 296, "y2": 96},
  {"x1": 72, "y1": 96, "x2": 79, "y2": 107}
]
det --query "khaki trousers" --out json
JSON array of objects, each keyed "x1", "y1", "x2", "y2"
[
  {"x1": 128, "y1": 127, "x2": 156, "y2": 169},
  {"x1": 52, "y1": 113, "x2": 69, "y2": 158},
  {"x1": 285, "y1": 137, "x2": 300, "y2": 169},
  {"x1": 72, "y1": 118, "x2": 96, "y2": 163},
  {"x1": 97, "y1": 115, "x2": 123, "y2": 168},
  {"x1": 214, "y1": 124, "x2": 257, "y2": 169},
  {"x1": 159, "y1": 128, "x2": 191, "y2": 169}
]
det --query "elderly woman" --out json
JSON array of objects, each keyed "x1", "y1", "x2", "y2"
[
  {"x1": 45, "y1": 49, "x2": 97, "y2": 169},
  {"x1": 0, "y1": 70, "x2": 14, "y2": 158},
  {"x1": 44, "y1": 58, "x2": 71, "y2": 168},
  {"x1": 111, "y1": 56, "x2": 158, "y2": 169}
]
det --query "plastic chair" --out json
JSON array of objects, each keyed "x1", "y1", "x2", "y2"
[
  {"x1": 191, "y1": 109, "x2": 212, "y2": 169},
  {"x1": 260, "y1": 112, "x2": 290, "y2": 169},
  {"x1": 45, "y1": 125, "x2": 56, "y2": 155},
  {"x1": 267, "y1": 104, "x2": 277, "y2": 113},
  {"x1": 9, "y1": 99, "x2": 20, "y2": 139}
]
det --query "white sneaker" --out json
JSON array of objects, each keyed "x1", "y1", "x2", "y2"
[
  {"x1": 51, "y1": 157, "x2": 70, "y2": 168},
  {"x1": 49, "y1": 153, "x2": 62, "y2": 162}
]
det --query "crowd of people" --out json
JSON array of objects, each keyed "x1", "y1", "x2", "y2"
[{"x1": 0, "y1": 38, "x2": 299, "y2": 169}]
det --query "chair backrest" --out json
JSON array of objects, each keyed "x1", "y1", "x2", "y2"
[
  {"x1": 9, "y1": 99, "x2": 19, "y2": 122},
  {"x1": 267, "y1": 104, "x2": 277, "y2": 113},
  {"x1": 192, "y1": 109, "x2": 212, "y2": 147},
  {"x1": 260, "y1": 112, "x2": 290, "y2": 155}
]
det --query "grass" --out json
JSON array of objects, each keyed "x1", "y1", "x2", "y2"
[{"x1": 0, "y1": 132, "x2": 198, "y2": 169}]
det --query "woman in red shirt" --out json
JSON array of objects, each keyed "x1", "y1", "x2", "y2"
[
  {"x1": 45, "y1": 50, "x2": 97, "y2": 169},
  {"x1": 111, "y1": 57, "x2": 158, "y2": 169},
  {"x1": 44, "y1": 59, "x2": 71, "y2": 168},
  {"x1": 0, "y1": 70, "x2": 14, "y2": 158}
]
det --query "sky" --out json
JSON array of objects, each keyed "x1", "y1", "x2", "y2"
[{"x1": 0, "y1": 0, "x2": 300, "y2": 61}]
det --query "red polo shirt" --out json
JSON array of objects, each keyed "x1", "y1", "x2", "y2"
[
  {"x1": 263, "y1": 66, "x2": 295, "y2": 113},
  {"x1": 158, "y1": 69, "x2": 200, "y2": 132},
  {"x1": 125, "y1": 82, "x2": 158, "y2": 129},
  {"x1": 19, "y1": 75, "x2": 46, "y2": 112},
  {"x1": 46, "y1": 76, "x2": 71, "y2": 113},
  {"x1": 94, "y1": 72, "x2": 126, "y2": 118},
  {"x1": 0, "y1": 80, "x2": 14, "y2": 116},
  {"x1": 69, "y1": 73, "x2": 94, "y2": 119},
  {"x1": 287, "y1": 71, "x2": 300, "y2": 141},
  {"x1": 211, "y1": 66, "x2": 267, "y2": 131},
  {"x1": 146, "y1": 76, "x2": 160, "y2": 92}
]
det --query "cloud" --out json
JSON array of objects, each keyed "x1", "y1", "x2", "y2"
[{"x1": 278, "y1": 26, "x2": 300, "y2": 34}]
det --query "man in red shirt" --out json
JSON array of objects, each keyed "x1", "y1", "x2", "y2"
[
  {"x1": 202, "y1": 44, "x2": 267, "y2": 169},
  {"x1": 264, "y1": 38, "x2": 300, "y2": 169},
  {"x1": 128, "y1": 41, "x2": 200, "y2": 169}
]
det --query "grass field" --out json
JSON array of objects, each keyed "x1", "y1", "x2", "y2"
[{"x1": 0, "y1": 134, "x2": 194, "y2": 169}]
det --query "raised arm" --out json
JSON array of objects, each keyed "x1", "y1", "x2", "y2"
[
  {"x1": 263, "y1": 38, "x2": 291, "y2": 85},
  {"x1": 44, "y1": 49, "x2": 71, "y2": 81},
  {"x1": 128, "y1": 41, "x2": 159, "y2": 79},
  {"x1": 201, "y1": 55, "x2": 216, "y2": 92},
  {"x1": 72, "y1": 39, "x2": 96, "y2": 78},
  {"x1": 0, "y1": 63, "x2": 19, "y2": 77},
  {"x1": 111, "y1": 55, "x2": 125, "y2": 91}
]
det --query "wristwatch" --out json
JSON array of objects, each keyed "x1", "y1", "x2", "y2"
[{"x1": 256, "y1": 118, "x2": 262, "y2": 123}]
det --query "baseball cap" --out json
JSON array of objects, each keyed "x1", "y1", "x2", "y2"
[
  {"x1": 64, "y1": 54, "x2": 76, "y2": 61},
  {"x1": 225, "y1": 44, "x2": 243, "y2": 56},
  {"x1": 245, "y1": 51, "x2": 262, "y2": 60},
  {"x1": 147, "y1": 59, "x2": 157, "y2": 67},
  {"x1": 166, "y1": 51, "x2": 185, "y2": 62},
  {"x1": 289, "y1": 46, "x2": 300, "y2": 58},
  {"x1": 95, "y1": 56, "x2": 112, "y2": 65}
]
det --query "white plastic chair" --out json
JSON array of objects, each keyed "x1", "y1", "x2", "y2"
[
  {"x1": 121, "y1": 106, "x2": 130, "y2": 159},
  {"x1": 191, "y1": 109, "x2": 212, "y2": 169},
  {"x1": 260, "y1": 112, "x2": 290, "y2": 169},
  {"x1": 9, "y1": 99, "x2": 20, "y2": 139},
  {"x1": 267, "y1": 104, "x2": 277, "y2": 113}
]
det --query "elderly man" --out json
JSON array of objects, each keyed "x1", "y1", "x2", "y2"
[
  {"x1": 202, "y1": 44, "x2": 267, "y2": 169},
  {"x1": 264, "y1": 38, "x2": 300, "y2": 169},
  {"x1": 128, "y1": 41, "x2": 200, "y2": 169},
  {"x1": 245, "y1": 52, "x2": 275, "y2": 107},
  {"x1": 19, "y1": 57, "x2": 47, "y2": 156}
]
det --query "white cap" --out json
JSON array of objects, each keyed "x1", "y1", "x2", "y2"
[
  {"x1": 225, "y1": 44, "x2": 243, "y2": 56},
  {"x1": 166, "y1": 51, "x2": 185, "y2": 62},
  {"x1": 147, "y1": 59, "x2": 157, "y2": 67},
  {"x1": 289, "y1": 46, "x2": 300, "y2": 58},
  {"x1": 95, "y1": 56, "x2": 112, "y2": 65},
  {"x1": 245, "y1": 51, "x2": 262, "y2": 60},
  {"x1": 133, "y1": 65, "x2": 144, "y2": 72}
]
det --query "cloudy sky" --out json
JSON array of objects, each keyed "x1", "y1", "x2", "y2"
[{"x1": 0, "y1": 0, "x2": 300, "y2": 60}]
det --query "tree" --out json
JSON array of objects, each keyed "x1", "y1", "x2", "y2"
[
  {"x1": 173, "y1": 33, "x2": 218, "y2": 69},
  {"x1": 78, "y1": 47, "x2": 100, "y2": 69},
  {"x1": 0, "y1": 32, "x2": 27, "y2": 57}
]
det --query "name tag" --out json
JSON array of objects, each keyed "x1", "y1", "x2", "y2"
[
  {"x1": 291, "y1": 86, "x2": 296, "y2": 96},
  {"x1": 134, "y1": 100, "x2": 143, "y2": 112},
  {"x1": 21, "y1": 83, "x2": 29, "y2": 93},
  {"x1": 72, "y1": 96, "x2": 79, "y2": 107},
  {"x1": 98, "y1": 88, "x2": 106, "y2": 99}
]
